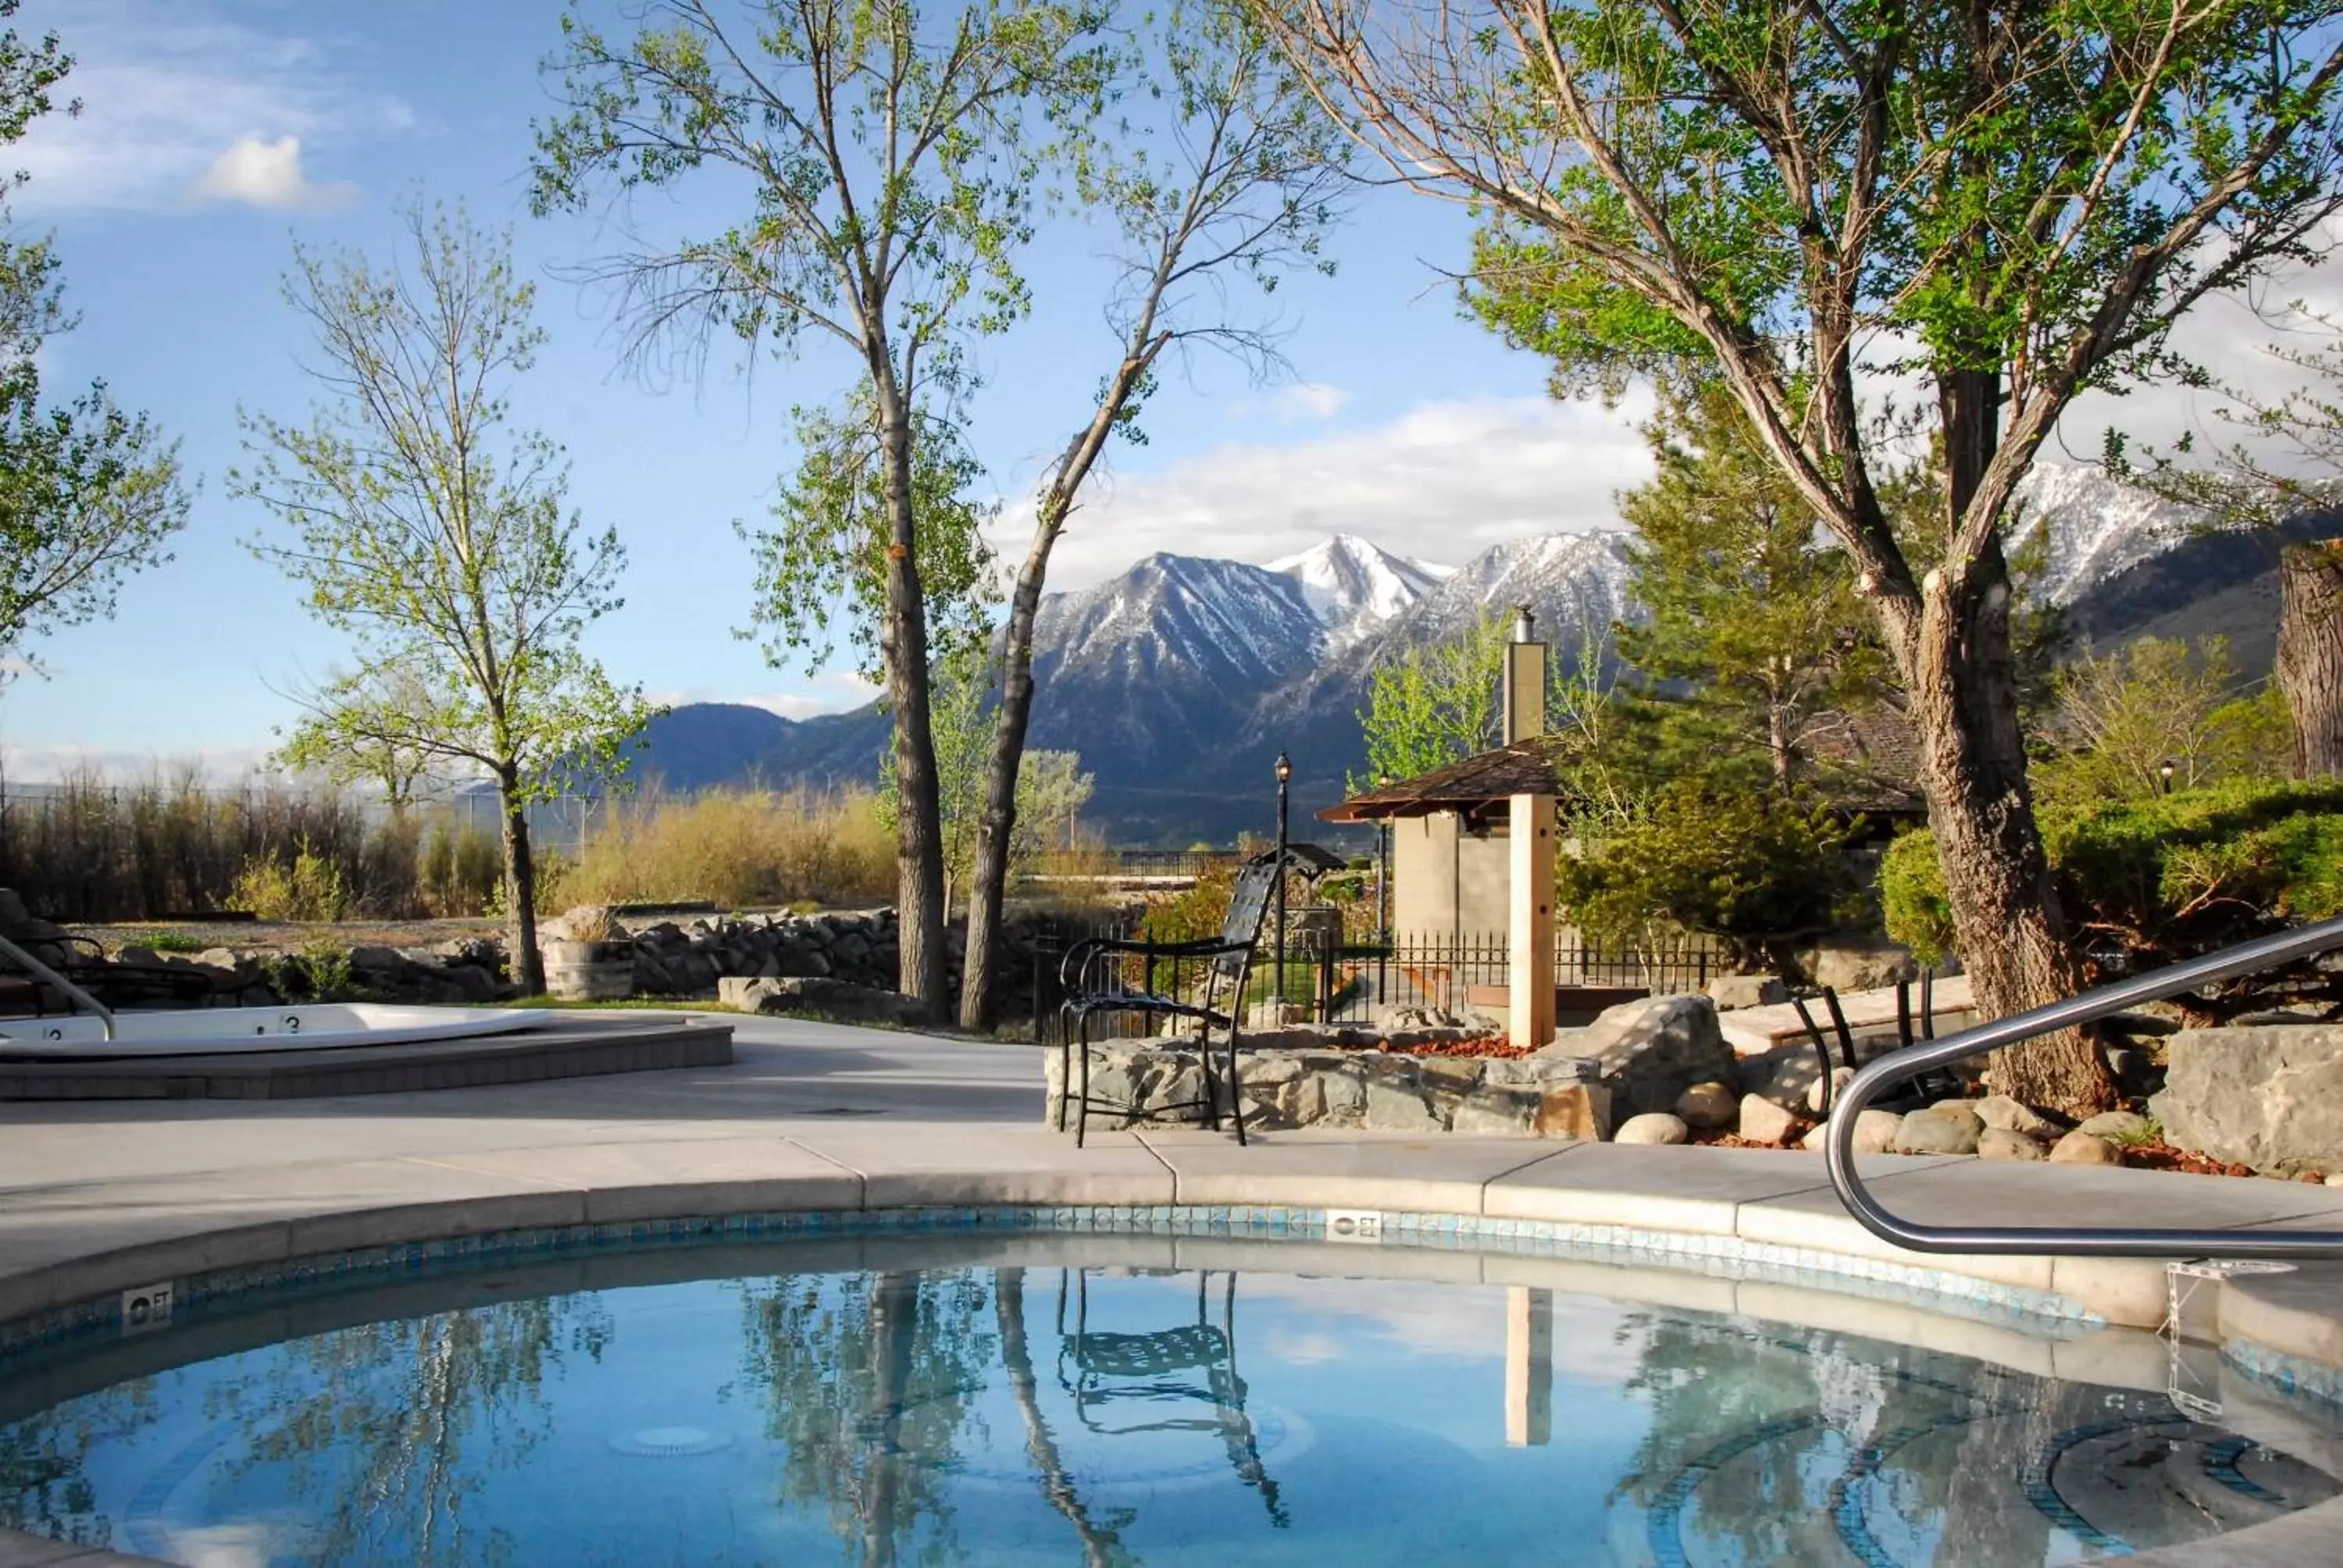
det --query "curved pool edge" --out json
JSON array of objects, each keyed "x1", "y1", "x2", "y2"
[{"x1": 6, "y1": 1144, "x2": 2343, "y2": 1567}]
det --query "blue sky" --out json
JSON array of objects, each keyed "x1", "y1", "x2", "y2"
[
  {"x1": 0, "y1": 0, "x2": 1668, "y2": 779},
  {"x1": 5, "y1": 1, "x2": 2333, "y2": 782}
]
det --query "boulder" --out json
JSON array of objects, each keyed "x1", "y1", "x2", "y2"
[
  {"x1": 1974, "y1": 1095, "x2": 2066, "y2": 1139},
  {"x1": 1705, "y1": 973, "x2": 1788, "y2": 1012},
  {"x1": 1362, "y1": 1079, "x2": 1440, "y2": 1133},
  {"x1": 2152, "y1": 1025, "x2": 2343, "y2": 1177},
  {"x1": 718, "y1": 976, "x2": 783, "y2": 1011},
  {"x1": 1451, "y1": 1087, "x2": 1539, "y2": 1137},
  {"x1": 443, "y1": 964, "x2": 498, "y2": 1003},
  {"x1": 1536, "y1": 1084, "x2": 1610, "y2": 1141},
  {"x1": 1547, "y1": 995, "x2": 1735, "y2": 1119},
  {"x1": 1806, "y1": 1066, "x2": 1856, "y2": 1117},
  {"x1": 735, "y1": 976, "x2": 931, "y2": 1027},
  {"x1": 2076, "y1": 1110, "x2": 2152, "y2": 1142},
  {"x1": 543, "y1": 905, "x2": 629, "y2": 943},
  {"x1": 1893, "y1": 1110, "x2": 1979, "y2": 1156},
  {"x1": 1977, "y1": 1127, "x2": 2049, "y2": 1162},
  {"x1": 1799, "y1": 936, "x2": 1919, "y2": 993},
  {"x1": 1737, "y1": 1094, "x2": 1798, "y2": 1146},
  {"x1": 346, "y1": 945, "x2": 408, "y2": 973},
  {"x1": 1614, "y1": 1112, "x2": 1689, "y2": 1146},
  {"x1": 1674, "y1": 1080, "x2": 1739, "y2": 1131},
  {"x1": 1928, "y1": 1100, "x2": 1988, "y2": 1140},
  {"x1": 1851, "y1": 1108, "x2": 1904, "y2": 1154},
  {"x1": 2049, "y1": 1131, "x2": 2123, "y2": 1167}
]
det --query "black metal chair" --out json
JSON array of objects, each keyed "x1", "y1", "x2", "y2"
[
  {"x1": 1057, "y1": 853, "x2": 1282, "y2": 1147},
  {"x1": 1054, "y1": 1267, "x2": 1289, "y2": 1527}
]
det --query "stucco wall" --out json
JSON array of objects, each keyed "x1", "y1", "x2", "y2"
[{"x1": 1390, "y1": 812, "x2": 1512, "y2": 939}]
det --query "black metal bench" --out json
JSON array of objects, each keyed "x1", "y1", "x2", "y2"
[{"x1": 1056, "y1": 853, "x2": 1284, "y2": 1146}]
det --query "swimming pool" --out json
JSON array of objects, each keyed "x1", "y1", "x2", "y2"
[{"x1": 2, "y1": 1230, "x2": 2334, "y2": 1567}]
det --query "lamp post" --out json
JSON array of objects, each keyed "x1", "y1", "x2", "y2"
[
  {"x1": 2159, "y1": 758, "x2": 2177, "y2": 796},
  {"x1": 1274, "y1": 752, "x2": 1292, "y2": 1011}
]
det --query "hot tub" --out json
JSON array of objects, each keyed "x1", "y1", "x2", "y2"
[{"x1": 0, "y1": 1003, "x2": 555, "y2": 1060}]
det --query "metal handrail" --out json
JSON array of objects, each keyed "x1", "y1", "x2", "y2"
[
  {"x1": 1824, "y1": 913, "x2": 2343, "y2": 1259},
  {"x1": 0, "y1": 930, "x2": 117, "y2": 1040}
]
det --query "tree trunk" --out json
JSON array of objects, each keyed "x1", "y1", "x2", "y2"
[
  {"x1": 2277, "y1": 540, "x2": 2343, "y2": 780},
  {"x1": 1913, "y1": 372, "x2": 2112, "y2": 1116},
  {"x1": 876, "y1": 400, "x2": 949, "y2": 1021},
  {"x1": 958, "y1": 515, "x2": 1057, "y2": 1032},
  {"x1": 497, "y1": 767, "x2": 544, "y2": 996}
]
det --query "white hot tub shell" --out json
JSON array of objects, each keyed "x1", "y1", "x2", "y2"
[{"x1": 0, "y1": 1004, "x2": 555, "y2": 1060}]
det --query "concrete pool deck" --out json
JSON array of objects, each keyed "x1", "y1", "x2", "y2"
[{"x1": 2, "y1": 1012, "x2": 2342, "y2": 1566}]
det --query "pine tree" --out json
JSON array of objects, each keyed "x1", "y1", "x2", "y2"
[{"x1": 1614, "y1": 390, "x2": 1887, "y2": 796}]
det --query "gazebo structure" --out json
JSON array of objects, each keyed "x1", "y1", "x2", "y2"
[{"x1": 1318, "y1": 608, "x2": 1563, "y2": 1048}]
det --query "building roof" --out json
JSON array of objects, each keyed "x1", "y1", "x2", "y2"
[{"x1": 1316, "y1": 736, "x2": 1578, "y2": 823}]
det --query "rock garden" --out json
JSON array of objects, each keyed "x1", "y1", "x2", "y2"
[{"x1": 1054, "y1": 981, "x2": 2343, "y2": 1186}]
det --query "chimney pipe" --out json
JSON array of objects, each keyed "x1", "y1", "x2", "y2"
[{"x1": 1503, "y1": 604, "x2": 1548, "y2": 745}]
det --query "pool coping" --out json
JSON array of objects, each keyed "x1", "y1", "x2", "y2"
[
  {"x1": 5, "y1": 1014, "x2": 2343, "y2": 1566},
  {"x1": 4, "y1": 1165, "x2": 2343, "y2": 1566}
]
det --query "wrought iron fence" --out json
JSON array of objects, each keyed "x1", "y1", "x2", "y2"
[{"x1": 1029, "y1": 921, "x2": 1724, "y2": 1047}]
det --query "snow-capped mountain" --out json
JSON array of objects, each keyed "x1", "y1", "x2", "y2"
[
  {"x1": 1267, "y1": 533, "x2": 1452, "y2": 650},
  {"x1": 615, "y1": 478, "x2": 2336, "y2": 842},
  {"x1": 2011, "y1": 463, "x2": 2215, "y2": 607},
  {"x1": 1366, "y1": 531, "x2": 1635, "y2": 657}
]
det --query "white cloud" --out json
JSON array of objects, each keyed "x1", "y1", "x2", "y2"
[
  {"x1": 10, "y1": 7, "x2": 405, "y2": 214},
  {"x1": 191, "y1": 135, "x2": 355, "y2": 211},
  {"x1": 1237, "y1": 381, "x2": 1349, "y2": 422},
  {"x1": 1008, "y1": 391, "x2": 1655, "y2": 588}
]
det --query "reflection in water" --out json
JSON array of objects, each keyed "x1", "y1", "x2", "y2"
[{"x1": 0, "y1": 1251, "x2": 2334, "y2": 1566}]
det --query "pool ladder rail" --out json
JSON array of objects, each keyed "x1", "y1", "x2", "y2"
[
  {"x1": 1824, "y1": 914, "x2": 2343, "y2": 1260},
  {"x1": 0, "y1": 929, "x2": 116, "y2": 1041}
]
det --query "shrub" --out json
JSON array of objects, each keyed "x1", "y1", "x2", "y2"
[
  {"x1": 566, "y1": 786, "x2": 894, "y2": 909},
  {"x1": 230, "y1": 843, "x2": 351, "y2": 923},
  {"x1": 1881, "y1": 778, "x2": 2343, "y2": 968},
  {"x1": 419, "y1": 821, "x2": 503, "y2": 917},
  {"x1": 1558, "y1": 786, "x2": 1863, "y2": 971}
]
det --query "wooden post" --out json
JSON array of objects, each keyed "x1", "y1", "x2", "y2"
[{"x1": 1510, "y1": 792, "x2": 1556, "y2": 1049}]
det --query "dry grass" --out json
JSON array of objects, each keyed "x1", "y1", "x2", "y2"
[
  {"x1": 567, "y1": 786, "x2": 896, "y2": 910},
  {"x1": 0, "y1": 766, "x2": 505, "y2": 921}
]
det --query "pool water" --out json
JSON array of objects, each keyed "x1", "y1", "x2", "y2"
[{"x1": 1, "y1": 1241, "x2": 2334, "y2": 1566}]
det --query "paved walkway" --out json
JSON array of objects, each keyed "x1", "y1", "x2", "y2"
[{"x1": 2, "y1": 1014, "x2": 2341, "y2": 1566}]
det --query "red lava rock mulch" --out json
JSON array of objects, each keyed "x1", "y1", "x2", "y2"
[{"x1": 1346, "y1": 1035, "x2": 1537, "y2": 1059}]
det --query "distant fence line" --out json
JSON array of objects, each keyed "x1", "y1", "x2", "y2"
[{"x1": 1029, "y1": 918, "x2": 1727, "y2": 1046}]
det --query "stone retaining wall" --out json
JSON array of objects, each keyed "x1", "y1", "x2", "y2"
[{"x1": 1044, "y1": 1039, "x2": 1611, "y2": 1138}]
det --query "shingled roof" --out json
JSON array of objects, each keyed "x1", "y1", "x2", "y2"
[{"x1": 1317, "y1": 736, "x2": 1578, "y2": 823}]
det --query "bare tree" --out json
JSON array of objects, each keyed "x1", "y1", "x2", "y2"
[
  {"x1": 958, "y1": 0, "x2": 1350, "y2": 1028},
  {"x1": 1245, "y1": 0, "x2": 2343, "y2": 1113}
]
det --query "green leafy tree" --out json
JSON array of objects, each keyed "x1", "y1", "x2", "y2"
[
  {"x1": 2035, "y1": 636, "x2": 2292, "y2": 806},
  {"x1": 958, "y1": 0, "x2": 1351, "y2": 1028},
  {"x1": 1614, "y1": 389, "x2": 1888, "y2": 796},
  {"x1": 0, "y1": 7, "x2": 188, "y2": 675},
  {"x1": 1559, "y1": 785, "x2": 1861, "y2": 972},
  {"x1": 744, "y1": 391, "x2": 1000, "y2": 683},
  {"x1": 880, "y1": 645, "x2": 1093, "y2": 920},
  {"x1": 1351, "y1": 608, "x2": 1510, "y2": 791},
  {"x1": 234, "y1": 203, "x2": 654, "y2": 994},
  {"x1": 1253, "y1": 0, "x2": 2343, "y2": 1114},
  {"x1": 535, "y1": 0, "x2": 1114, "y2": 1021}
]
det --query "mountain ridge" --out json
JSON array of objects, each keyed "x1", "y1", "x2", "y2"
[{"x1": 608, "y1": 465, "x2": 2340, "y2": 843}]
